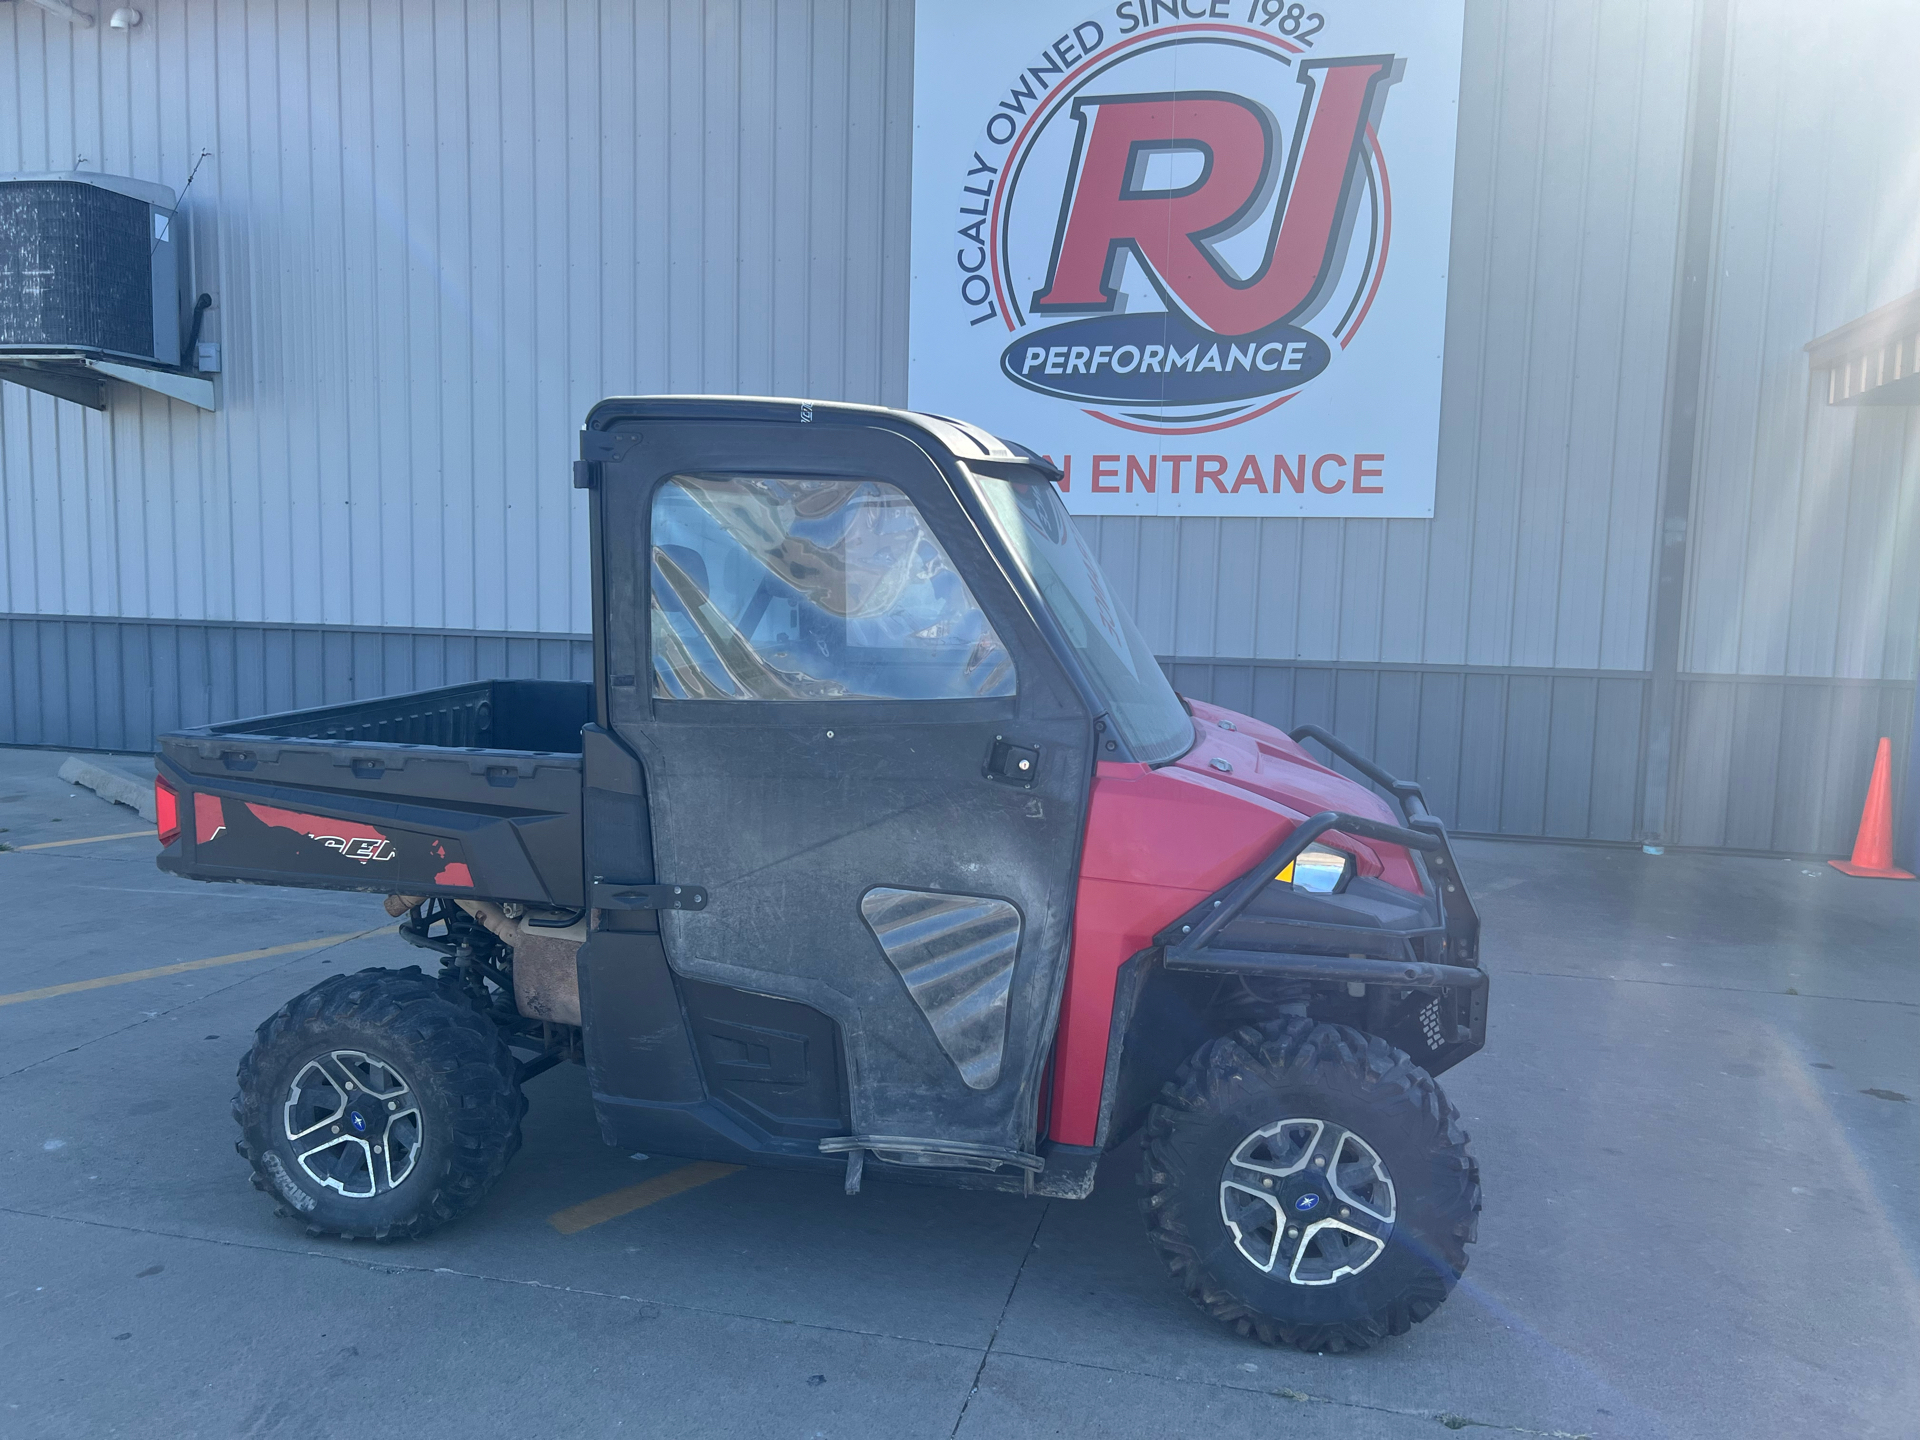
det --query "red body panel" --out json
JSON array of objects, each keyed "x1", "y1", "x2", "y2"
[
  {"x1": 193, "y1": 793, "x2": 226, "y2": 843},
  {"x1": 1047, "y1": 700, "x2": 1417, "y2": 1145}
]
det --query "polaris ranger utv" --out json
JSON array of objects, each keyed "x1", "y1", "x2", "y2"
[{"x1": 155, "y1": 397, "x2": 1485, "y2": 1352}]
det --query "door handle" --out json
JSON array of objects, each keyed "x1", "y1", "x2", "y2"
[{"x1": 982, "y1": 737, "x2": 1040, "y2": 789}]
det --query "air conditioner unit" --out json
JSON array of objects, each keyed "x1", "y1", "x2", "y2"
[{"x1": 0, "y1": 170, "x2": 214, "y2": 409}]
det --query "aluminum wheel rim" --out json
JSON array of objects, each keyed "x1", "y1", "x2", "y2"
[
  {"x1": 283, "y1": 1049, "x2": 422, "y2": 1198},
  {"x1": 1219, "y1": 1117, "x2": 1396, "y2": 1285}
]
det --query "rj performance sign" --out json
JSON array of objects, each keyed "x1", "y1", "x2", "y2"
[{"x1": 908, "y1": 1, "x2": 1464, "y2": 517}]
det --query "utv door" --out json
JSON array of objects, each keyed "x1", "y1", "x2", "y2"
[{"x1": 594, "y1": 407, "x2": 1095, "y2": 1178}]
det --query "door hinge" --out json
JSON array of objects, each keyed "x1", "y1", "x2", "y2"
[
  {"x1": 591, "y1": 878, "x2": 708, "y2": 911},
  {"x1": 576, "y1": 427, "x2": 642, "y2": 487}
]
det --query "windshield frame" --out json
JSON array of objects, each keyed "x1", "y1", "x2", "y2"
[{"x1": 960, "y1": 462, "x2": 1196, "y2": 767}]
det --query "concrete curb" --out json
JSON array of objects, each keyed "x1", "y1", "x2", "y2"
[{"x1": 58, "y1": 756, "x2": 159, "y2": 822}]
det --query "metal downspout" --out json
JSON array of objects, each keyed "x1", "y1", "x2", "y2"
[{"x1": 1637, "y1": 0, "x2": 1732, "y2": 848}]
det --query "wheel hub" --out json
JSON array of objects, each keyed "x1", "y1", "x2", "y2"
[
  {"x1": 1219, "y1": 1117, "x2": 1396, "y2": 1285},
  {"x1": 283, "y1": 1049, "x2": 423, "y2": 1199},
  {"x1": 1284, "y1": 1179, "x2": 1327, "y2": 1216}
]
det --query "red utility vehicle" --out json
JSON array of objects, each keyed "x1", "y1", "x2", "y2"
[{"x1": 155, "y1": 398, "x2": 1485, "y2": 1351}]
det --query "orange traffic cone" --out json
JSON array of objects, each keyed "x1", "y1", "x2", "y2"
[{"x1": 1829, "y1": 737, "x2": 1915, "y2": 879}]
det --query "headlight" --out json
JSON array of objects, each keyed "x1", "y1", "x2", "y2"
[{"x1": 1278, "y1": 842, "x2": 1352, "y2": 894}]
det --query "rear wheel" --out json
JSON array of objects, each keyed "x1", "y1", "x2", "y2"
[
  {"x1": 234, "y1": 967, "x2": 525, "y2": 1240},
  {"x1": 1140, "y1": 1019, "x2": 1479, "y2": 1351}
]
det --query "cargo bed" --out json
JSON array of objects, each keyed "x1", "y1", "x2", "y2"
[{"x1": 155, "y1": 680, "x2": 589, "y2": 907}]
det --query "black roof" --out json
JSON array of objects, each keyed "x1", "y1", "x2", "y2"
[{"x1": 581, "y1": 394, "x2": 1060, "y2": 478}]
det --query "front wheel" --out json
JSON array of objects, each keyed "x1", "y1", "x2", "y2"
[
  {"x1": 1140, "y1": 1019, "x2": 1479, "y2": 1351},
  {"x1": 233, "y1": 967, "x2": 526, "y2": 1240}
]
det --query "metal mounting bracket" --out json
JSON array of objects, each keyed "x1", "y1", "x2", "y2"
[
  {"x1": 590, "y1": 878, "x2": 708, "y2": 911},
  {"x1": 0, "y1": 350, "x2": 217, "y2": 410}
]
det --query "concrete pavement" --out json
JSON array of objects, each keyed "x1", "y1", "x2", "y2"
[{"x1": 1, "y1": 746, "x2": 1915, "y2": 1438}]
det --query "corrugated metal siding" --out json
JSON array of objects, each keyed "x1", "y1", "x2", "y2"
[
  {"x1": 1660, "y1": 0, "x2": 1920, "y2": 852},
  {"x1": 4, "y1": 0, "x2": 1697, "y2": 670},
  {"x1": 0, "y1": 0, "x2": 913, "y2": 633},
  {"x1": 1166, "y1": 659, "x2": 1647, "y2": 842},
  {"x1": 1670, "y1": 675, "x2": 1911, "y2": 852},
  {"x1": 1681, "y1": 0, "x2": 1920, "y2": 687}
]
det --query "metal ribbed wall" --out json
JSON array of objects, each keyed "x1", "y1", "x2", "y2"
[
  {"x1": 1666, "y1": 0, "x2": 1920, "y2": 852},
  {"x1": 0, "y1": 0, "x2": 912, "y2": 635},
  {"x1": 2, "y1": 0, "x2": 1915, "y2": 858}
]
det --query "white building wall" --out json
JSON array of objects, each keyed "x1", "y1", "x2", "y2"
[
  {"x1": 1, "y1": 0, "x2": 1914, "y2": 853},
  {"x1": 1681, "y1": 0, "x2": 1920, "y2": 683},
  {"x1": 1665, "y1": 0, "x2": 1920, "y2": 849},
  {"x1": 1, "y1": 0, "x2": 913, "y2": 635}
]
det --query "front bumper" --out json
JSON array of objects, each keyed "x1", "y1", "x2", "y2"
[{"x1": 1154, "y1": 724, "x2": 1487, "y2": 1074}]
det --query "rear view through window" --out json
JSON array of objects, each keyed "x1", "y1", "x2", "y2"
[{"x1": 649, "y1": 474, "x2": 1016, "y2": 701}]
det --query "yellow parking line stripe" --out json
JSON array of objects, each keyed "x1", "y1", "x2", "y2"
[
  {"x1": 6, "y1": 829, "x2": 154, "y2": 851},
  {"x1": 549, "y1": 1162, "x2": 744, "y2": 1235},
  {"x1": 0, "y1": 927, "x2": 389, "y2": 1008}
]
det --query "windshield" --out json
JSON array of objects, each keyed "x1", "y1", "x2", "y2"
[{"x1": 970, "y1": 470, "x2": 1194, "y2": 764}]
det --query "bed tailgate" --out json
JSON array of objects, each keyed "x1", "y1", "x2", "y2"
[{"x1": 154, "y1": 736, "x2": 585, "y2": 908}]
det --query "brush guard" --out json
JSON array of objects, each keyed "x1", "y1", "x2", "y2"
[{"x1": 1155, "y1": 725, "x2": 1487, "y2": 1071}]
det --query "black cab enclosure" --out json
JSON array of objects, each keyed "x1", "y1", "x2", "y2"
[{"x1": 579, "y1": 399, "x2": 1100, "y2": 1180}]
